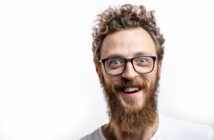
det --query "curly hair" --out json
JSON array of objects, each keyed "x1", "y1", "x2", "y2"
[{"x1": 92, "y1": 4, "x2": 165, "y2": 67}]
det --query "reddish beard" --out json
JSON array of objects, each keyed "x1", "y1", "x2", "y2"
[{"x1": 100, "y1": 72, "x2": 160, "y2": 134}]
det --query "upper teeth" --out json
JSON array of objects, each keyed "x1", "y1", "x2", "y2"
[{"x1": 124, "y1": 88, "x2": 139, "y2": 93}]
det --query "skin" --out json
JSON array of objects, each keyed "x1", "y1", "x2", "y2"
[{"x1": 96, "y1": 27, "x2": 162, "y2": 140}]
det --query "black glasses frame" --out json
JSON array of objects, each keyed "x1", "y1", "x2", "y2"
[{"x1": 99, "y1": 56, "x2": 157, "y2": 76}]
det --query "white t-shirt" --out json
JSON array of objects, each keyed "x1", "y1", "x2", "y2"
[{"x1": 80, "y1": 115, "x2": 214, "y2": 140}]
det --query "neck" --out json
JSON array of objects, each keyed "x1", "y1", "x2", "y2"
[{"x1": 102, "y1": 114, "x2": 159, "y2": 140}]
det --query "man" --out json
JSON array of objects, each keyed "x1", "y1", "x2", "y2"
[{"x1": 81, "y1": 4, "x2": 214, "y2": 140}]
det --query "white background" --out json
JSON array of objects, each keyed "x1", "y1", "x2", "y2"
[{"x1": 0, "y1": 0, "x2": 214, "y2": 140}]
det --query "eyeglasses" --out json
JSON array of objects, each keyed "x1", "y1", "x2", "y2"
[{"x1": 99, "y1": 56, "x2": 157, "y2": 76}]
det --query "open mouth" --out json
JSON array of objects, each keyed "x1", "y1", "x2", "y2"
[{"x1": 123, "y1": 87, "x2": 141, "y2": 94}]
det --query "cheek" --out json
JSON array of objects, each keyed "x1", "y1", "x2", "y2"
[
  {"x1": 103, "y1": 75, "x2": 121, "y2": 85},
  {"x1": 140, "y1": 70, "x2": 157, "y2": 83}
]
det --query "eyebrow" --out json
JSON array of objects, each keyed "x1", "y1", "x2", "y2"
[
  {"x1": 133, "y1": 52, "x2": 154, "y2": 56},
  {"x1": 104, "y1": 51, "x2": 154, "y2": 59}
]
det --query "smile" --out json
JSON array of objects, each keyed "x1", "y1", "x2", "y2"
[
  {"x1": 124, "y1": 87, "x2": 140, "y2": 94},
  {"x1": 122, "y1": 87, "x2": 142, "y2": 97}
]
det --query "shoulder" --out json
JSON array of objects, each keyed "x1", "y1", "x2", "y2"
[
  {"x1": 153, "y1": 114, "x2": 214, "y2": 140},
  {"x1": 80, "y1": 127, "x2": 106, "y2": 140}
]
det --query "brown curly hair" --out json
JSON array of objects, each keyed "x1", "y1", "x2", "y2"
[{"x1": 92, "y1": 4, "x2": 165, "y2": 67}]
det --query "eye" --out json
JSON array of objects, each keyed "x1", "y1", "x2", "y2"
[
  {"x1": 111, "y1": 60, "x2": 121, "y2": 65},
  {"x1": 106, "y1": 58, "x2": 124, "y2": 69},
  {"x1": 139, "y1": 58, "x2": 146, "y2": 63},
  {"x1": 138, "y1": 57, "x2": 147, "y2": 63},
  {"x1": 134, "y1": 57, "x2": 149, "y2": 66}
]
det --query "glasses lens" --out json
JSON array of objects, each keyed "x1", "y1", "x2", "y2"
[
  {"x1": 105, "y1": 58, "x2": 125, "y2": 75},
  {"x1": 133, "y1": 56, "x2": 154, "y2": 73}
]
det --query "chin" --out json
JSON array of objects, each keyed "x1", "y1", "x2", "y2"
[{"x1": 117, "y1": 91, "x2": 146, "y2": 111}]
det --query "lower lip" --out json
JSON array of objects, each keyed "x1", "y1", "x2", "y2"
[{"x1": 122, "y1": 89, "x2": 142, "y2": 97}]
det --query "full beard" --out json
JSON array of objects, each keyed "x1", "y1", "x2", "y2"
[{"x1": 100, "y1": 73, "x2": 160, "y2": 134}]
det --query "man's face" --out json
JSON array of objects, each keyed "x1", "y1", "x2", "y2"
[{"x1": 98, "y1": 27, "x2": 161, "y2": 133}]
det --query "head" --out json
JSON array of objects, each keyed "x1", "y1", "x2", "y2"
[{"x1": 92, "y1": 4, "x2": 165, "y2": 133}]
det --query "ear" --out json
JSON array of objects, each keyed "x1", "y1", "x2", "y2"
[
  {"x1": 158, "y1": 60, "x2": 162, "y2": 77},
  {"x1": 95, "y1": 66, "x2": 101, "y2": 78},
  {"x1": 95, "y1": 65, "x2": 104, "y2": 85}
]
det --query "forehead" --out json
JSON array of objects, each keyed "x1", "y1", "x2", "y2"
[{"x1": 101, "y1": 27, "x2": 156, "y2": 59}]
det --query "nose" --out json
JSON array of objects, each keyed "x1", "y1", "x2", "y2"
[{"x1": 121, "y1": 62, "x2": 138, "y2": 80}]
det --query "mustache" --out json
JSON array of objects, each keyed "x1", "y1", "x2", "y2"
[{"x1": 111, "y1": 79, "x2": 149, "y2": 93}]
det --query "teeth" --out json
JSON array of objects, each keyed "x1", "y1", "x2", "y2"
[{"x1": 124, "y1": 88, "x2": 139, "y2": 93}]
